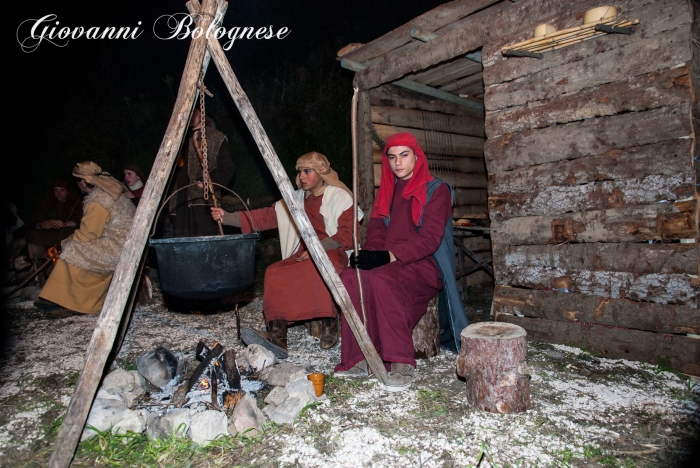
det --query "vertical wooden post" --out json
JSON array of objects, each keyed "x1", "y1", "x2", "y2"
[
  {"x1": 47, "y1": 1, "x2": 224, "y2": 466},
  {"x1": 204, "y1": 32, "x2": 389, "y2": 384},
  {"x1": 355, "y1": 88, "x2": 375, "y2": 242}
]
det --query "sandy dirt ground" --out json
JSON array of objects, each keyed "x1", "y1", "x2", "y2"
[{"x1": 0, "y1": 270, "x2": 698, "y2": 467}]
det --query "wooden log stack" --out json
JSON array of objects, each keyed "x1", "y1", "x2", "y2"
[
  {"x1": 457, "y1": 322, "x2": 531, "y2": 413},
  {"x1": 481, "y1": 0, "x2": 700, "y2": 375}
]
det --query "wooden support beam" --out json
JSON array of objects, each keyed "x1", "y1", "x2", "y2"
[
  {"x1": 340, "y1": 0, "x2": 502, "y2": 65},
  {"x1": 342, "y1": 58, "x2": 484, "y2": 111},
  {"x1": 47, "y1": 1, "x2": 223, "y2": 467},
  {"x1": 493, "y1": 285, "x2": 700, "y2": 335},
  {"x1": 491, "y1": 200, "x2": 698, "y2": 246},
  {"x1": 354, "y1": 0, "x2": 620, "y2": 89},
  {"x1": 357, "y1": 90, "x2": 375, "y2": 241},
  {"x1": 371, "y1": 106, "x2": 484, "y2": 138},
  {"x1": 205, "y1": 17, "x2": 389, "y2": 384},
  {"x1": 411, "y1": 26, "x2": 439, "y2": 42},
  {"x1": 497, "y1": 314, "x2": 700, "y2": 376},
  {"x1": 465, "y1": 51, "x2": 482, "y2": 63},
  {"x1": 369, "y1": 83, "x2": 484, "y2": 118},
  {"x1": 454, "y1": 237, "x2": 494, "y2": 276}
]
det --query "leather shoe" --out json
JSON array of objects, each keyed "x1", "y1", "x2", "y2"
[
  {"x1": 45, "y1": 309, "x2": 81, "y2": 319},
  {"x1": 320, "y1": 317, "x2": 339, "y2": 349}
]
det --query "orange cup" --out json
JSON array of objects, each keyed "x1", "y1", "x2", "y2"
[{"x1": 307, "y1": 373, "x2": 325, "y2": 397}]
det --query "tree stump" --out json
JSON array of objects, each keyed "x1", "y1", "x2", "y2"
[
  {"x1": 413, "y1": 295, "x2": 440, "y2": 359},
  {"x1": 456, "y1": 322, "x2": 531, "y2": 413}
]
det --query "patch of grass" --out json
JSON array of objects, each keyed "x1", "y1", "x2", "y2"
[
  {"x1": 654, "y1": 357, "x2": 684, "y2": 378},
  {"x1": 72, "y1": 425, "x2": 266, "y2": 468},
  {"x1": 416, "y1": 388, "x2": 450, "y2": 417},
  {"x1": 554, "y1": 446, "x2": 576, "y2": 465},
  {"x1": 583, "y1": 445, "x2": 634, "y2": 468},
  {"x1": 65, "y1": 371, "x2": 80, "y2": 387}
]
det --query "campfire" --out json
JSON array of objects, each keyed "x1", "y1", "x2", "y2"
[{"x1": 163, "y1": 341, "x2": 250, "y2": 411}]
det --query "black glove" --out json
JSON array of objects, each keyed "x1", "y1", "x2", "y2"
[{"x1": 353, "y1": 250, "x2": 391, "y2": 270}]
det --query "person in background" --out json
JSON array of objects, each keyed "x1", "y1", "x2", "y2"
[
  {"x1": 35, "y1": 162, "x2": 135, "y2": 318},
  {"x1": 26, "y1": 179, "x2": 83, "y2": 264},
  {"x1": 123, "y1": 163, "x2": 149, "y2": 206},
  {"x1": 166, "y1": 108, "x2": 234, "y2": 238}
]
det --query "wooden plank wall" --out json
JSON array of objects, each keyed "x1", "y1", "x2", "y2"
[
  {"x1": 368, "y1": 84, "x2": 493, "y2": 285},
  {"x1": 368, "y1": 84, "x2": 488, "y2": 218},
  {"x1": 482, "y1": 0, "x2": 700, "y2": 375}
]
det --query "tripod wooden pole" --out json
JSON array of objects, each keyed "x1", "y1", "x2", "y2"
[
  {"x1": 47, "y1": 1, "x2": 225, "y2": 466},
  {"x1": 193, "y1": 0, "x2": 389, "y2": 383}
]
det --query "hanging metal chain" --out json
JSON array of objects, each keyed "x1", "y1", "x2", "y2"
[{"x1": 197, "y1": 66, "x2": 212, "y2": 200}]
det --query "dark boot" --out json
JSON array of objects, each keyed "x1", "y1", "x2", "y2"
[
  {"x1": 240, "y1": 320, "x2": 288, "y2": 359},
  {"x1": 320, "y1": 317, "x2": 339, "y2": 349},
  {"x1": 305, "y1": 319, "x2": 323, "y2": 338},
  {"x1": 268, "y1": 320, "x2": 288, "y2": 350}
]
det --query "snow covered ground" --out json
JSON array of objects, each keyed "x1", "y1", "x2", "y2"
[{"x1": 1, "y1": 279, "x2": 698, "y2": 467}]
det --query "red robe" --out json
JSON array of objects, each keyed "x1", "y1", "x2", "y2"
[
  {"x1": 240, "y1": 192, "x2": 354, "y2": 322},
  {"x1": 335, "y1": 178, "x2": 451, "y2": 371}
]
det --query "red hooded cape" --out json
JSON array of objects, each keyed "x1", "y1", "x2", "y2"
[{"x1": 371, "y1": 132, "x2": 433, "y2": 226}]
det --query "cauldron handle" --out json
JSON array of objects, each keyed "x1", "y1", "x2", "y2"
[{"x1": 151, "y1": 183, "x2": 258, "y2": 237}]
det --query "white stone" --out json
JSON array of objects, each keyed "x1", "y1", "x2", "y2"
[
  {"x1": 112, "y1": 409, "x2": 146, "y2": 436},
  {"x1": 228, "y1": 393, "x2": 267, "y2": 436},
  {"x1": 264, "y1": 362, "x2": 305, "y2": 386},
  {"x1": 189, "y1": 410, "x2": 228, "y2": 446},
  {"x1": 81, "y1": 398, "x2": 128, "y2": 441},
  {"x1": 100, "y1": 369, "x2": 146, "y2": 407},
  {"x1": 146, "y1": 408, "x2": 190, "y2": 440},
  {"x1": 246, "y1": 344, "x2": 277, "y2": 372},
  {"x1": 270, "y1": 396, "x2": 307, "y2": 425},
  {"x1": 262, "y1": 405, "x2": 276, "y2": 420},
  {"x1": 137, "y1": 347, "x2": 178, "y2": 388},
  {"x1": 285, "y1": 378, "x2": 316, "y2": 404},
  {"x1": 264, "y1": 386, "x2": 289, "y2": 406}
]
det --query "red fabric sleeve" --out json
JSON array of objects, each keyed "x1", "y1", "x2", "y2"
[
  {"x1": 390, "y1": 183, "x2": 451, "y2": 265},
  {"x1": 362, "y1": 217, "x2": 388, "y2": 251},
  {"x1": 239, "y1": 203, "x2": 278, "y2": 233},
  {"x1": 329, "y1": 207, "x2": 355, "y2": 249}
]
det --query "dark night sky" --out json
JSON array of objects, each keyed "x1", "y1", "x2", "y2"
[{"x1": 11, "y1": 0, "x2": 447, "y2": 208}]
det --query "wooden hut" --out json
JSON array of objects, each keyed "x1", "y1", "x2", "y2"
[{"x1": 339, "y1": 0, "x2": 699, "y2": 375}]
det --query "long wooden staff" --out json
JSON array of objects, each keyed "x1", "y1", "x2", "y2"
[{"x1": 351, "y1": 88, "x2": 369, "y2": 325}]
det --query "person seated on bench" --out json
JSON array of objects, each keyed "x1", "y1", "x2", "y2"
[
  {"x1": 35, "y1": 162, "x2": 135, "y2": 317},
  {"x1": 210, "y1": 152, "x2": 360, "y2": 357},
  {"x1": 334, "y1": 132, "x2": 468, "y2": 392}
]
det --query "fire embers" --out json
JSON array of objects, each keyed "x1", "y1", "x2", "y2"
[{"x1": 185, "y1": 341, "x2": 243, "y2": 410}]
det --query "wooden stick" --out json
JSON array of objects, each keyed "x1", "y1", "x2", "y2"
[
  {"x1": 46, "y1": 1, "x2": 225, "y2": 467},
  {"x1": 204, "y1": 22, "x2": 390, "y2": 384}
]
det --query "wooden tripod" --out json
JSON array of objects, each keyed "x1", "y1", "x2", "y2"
[{"x1": 48, "y1": 1, "x2": 387, "y2": 466}]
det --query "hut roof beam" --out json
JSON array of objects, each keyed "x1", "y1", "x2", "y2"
[
  {"x1": 342, "y1": 58, "x2": 484, "y2": 111},
  {"x1": 339, "y1": 0, "x2": 503, "y2": 64},
  {"x1": 354, "y1": 0, "x2": 602, "y2": 90}
]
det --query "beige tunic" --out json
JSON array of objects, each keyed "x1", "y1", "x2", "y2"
[{"x1": 40, "y1": 201, "x2": 113, "y2": 314}]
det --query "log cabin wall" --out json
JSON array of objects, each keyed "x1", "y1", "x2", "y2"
[
  {"x1": 367, "y1": 83, "x2": 494, "y2": 286},
  {"x1": 339, "y1": 0, "x2": 698, "y2": 374},
  {"x1": 482, "y1": 0, "x2": 699, "y2": 375}
]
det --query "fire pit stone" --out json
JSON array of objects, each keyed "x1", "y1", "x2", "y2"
[
  {"x1": 99, "y1": 368, "x2": 145, "y2": 407},
  {"x1": 145, "y1": 408, "x2": 190, "y2": 441},
  {"x1": 228, "y1": 393, "x2": 267, "y2": 436},
  {"x1": 137, "y1": 346, "x2": 179, "y2": 388},
  {"x1": 262, "y1": 362, "x2": 307, "y2": 387},
  {"x1": 190, "y1": 410, "x2": 228, "y2": 446},
  {"x1": 264, "y1": 386, "x2": 289, "y2": 406},
  {"x1": 245, "y1": 344, "x2": 277, "y2": 372}
]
